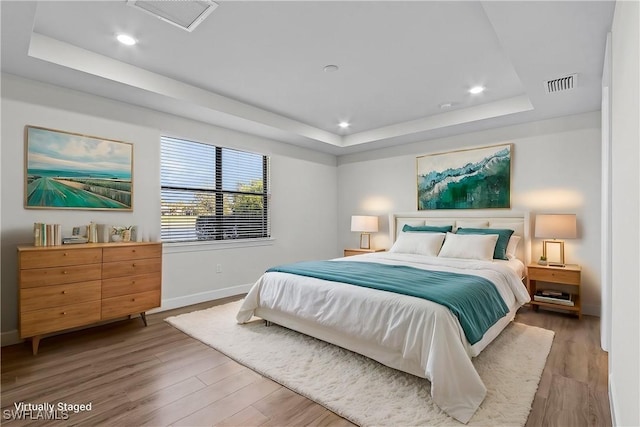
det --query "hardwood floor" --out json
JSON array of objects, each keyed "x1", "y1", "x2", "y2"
[{"x1": 1, "y1": 297, "x2": 611, "y2": 426}]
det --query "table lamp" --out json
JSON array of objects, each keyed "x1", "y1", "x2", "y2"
[
  {"x1": 534, "y1": 214, "x2": 577, "y2": 267},
  {"x1": 351, "y1": 215, "x2": 378, "y2": 249}
]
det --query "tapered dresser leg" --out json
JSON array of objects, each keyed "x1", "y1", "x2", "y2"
[
  {"x1": 31, "y1": 336, "x2": 41, "y2": 355},
  {"x1": 140, "y1": 312, "x2": 147, "y2": 327}
]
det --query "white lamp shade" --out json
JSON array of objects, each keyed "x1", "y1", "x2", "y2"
[
  {"x1": 351, "y1": 215, "x2": 379, "y2": 233},
  {"x1": 535, "y1": 214, "x2": 577, "y2": 239}
]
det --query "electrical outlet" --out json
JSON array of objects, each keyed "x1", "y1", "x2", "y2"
[{"x1": 216, "y1": 264, "x2": 222, "y2": 273}]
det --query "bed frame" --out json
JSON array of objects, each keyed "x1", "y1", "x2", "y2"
[{"x1": 252, "y1": 210, "x2": 531, "y2": 422}]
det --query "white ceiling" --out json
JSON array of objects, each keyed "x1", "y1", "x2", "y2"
[{"x1": 1, "y1": 1, "x2": 615, "y2": 155}]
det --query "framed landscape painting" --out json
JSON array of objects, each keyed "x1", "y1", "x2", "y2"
[
  {"x1": 25, "y1": 126, "x2": 133, "y2": 210},
  {"x1": 417, "y1": 143, "x2": 511, "y2": 210}
]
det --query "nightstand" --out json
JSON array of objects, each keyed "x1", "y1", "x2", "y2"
[
  {"x1": 344, "y1": 248, "x2": 385, "y2": 257},
  {"x1": 527, "y1": 264, "x2": 582, "y2": 319}
]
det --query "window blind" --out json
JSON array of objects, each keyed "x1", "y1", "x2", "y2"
[{"x1": 161, "y1": 136, "x2": 270, "y2": 242}]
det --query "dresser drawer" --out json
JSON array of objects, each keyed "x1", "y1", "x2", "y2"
[
  {"x1": 102, "y1": 273, "x2": 161, "y2": 298},
  {"x1": 19, "y1": 248, "x2": 102, "y2": 269},
  {"x1": 101, "y1": 290, "x2": 160, "y2": 320},
  {"x1": 528, "y1": 267, "x2": 580, "y2": 285},
  {"x1": 19, "y1": 264, "x2": 102, "y2": 288},
  {"x1": 21, "y1": 281, "x2": 101, "y2": 312},
  {"x1": 103, "y1": 244, "x2": 161, "y2": 262},
  {"x1": 20, "y1": 301, "x2": 101, "y2": 338},
  {"x1": 102, "y1": 258, "x2": 161, "y2": 279}
]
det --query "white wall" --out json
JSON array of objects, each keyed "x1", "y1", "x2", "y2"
[
  {"x1": 609, "y1": 1, "x2": 640, "y2": 425},
  {"x1": 1, "y1": 74, "x2": 339, "y2": 339},
  {"x1": 338, "y1": 112, "x2": 602, "y2": 316}
]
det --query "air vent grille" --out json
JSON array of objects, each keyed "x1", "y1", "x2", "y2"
[
  {"x1": 545, "y1": 74, "x2": 577, "y2": 93},
  {"x1": 127, "y1": 0, "x2": 218, "y2": 32}
]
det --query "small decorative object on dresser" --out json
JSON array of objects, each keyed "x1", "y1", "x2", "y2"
[
  {"x1": 343, "y1": 248, "x2": 385, "y2": 257},
  {"x1": 17, "y1": 241, "x2": 162, "y2": 354},
  {"x1": 527, "y1": 263, "x2": 581, "y2": 318}
]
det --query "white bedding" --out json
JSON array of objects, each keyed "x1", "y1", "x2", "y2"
[{"x1": 237, "y1": 252, "x2": 530, "y2": 423}]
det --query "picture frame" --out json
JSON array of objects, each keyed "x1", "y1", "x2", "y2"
[
  {"x1": 25, "y1": 126, "x2": 133, "y2": 210},
  {"x1": 417, "y1": 143, "x2": 511, "y2": 210}
]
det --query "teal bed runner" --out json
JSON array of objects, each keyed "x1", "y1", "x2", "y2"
[{"x1": 267, "y1": 260, "x2": 509, "y2": 345}]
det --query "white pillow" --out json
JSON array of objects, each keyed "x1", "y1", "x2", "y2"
[
  {"x1": 438, "y1": 232, "x2": 499, "y2": 261},
  {"x1": 389, "y1": 232, "x2": 446, "y2": 257},
  {"x1": 505, "y1": 235, "x2": 521, "y2": 260}
]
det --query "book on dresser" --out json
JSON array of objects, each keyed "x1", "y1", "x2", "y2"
[{"x1": 534, "y1": 290, "x2": 575, "y2": 306}]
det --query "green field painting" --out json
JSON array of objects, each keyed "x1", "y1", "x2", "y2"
[
  {"x1": 417, "y1": 144, "x2": 511, "y2": 210},
  {"x1": 25, "y1": 126, "x2": 133, "y2": 210}
]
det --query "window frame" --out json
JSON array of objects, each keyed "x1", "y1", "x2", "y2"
[{"x1": 160, "y1": 137, "x2": 271, "y2": 245}]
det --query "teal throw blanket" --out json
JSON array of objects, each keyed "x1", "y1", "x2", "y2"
[{"x1": 267, "y1": 260, "x2": 509, "y2": 345}]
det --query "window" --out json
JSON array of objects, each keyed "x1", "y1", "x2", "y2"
[{"x1": 161, "y1": 136, "x2": 270, "y2": 243}]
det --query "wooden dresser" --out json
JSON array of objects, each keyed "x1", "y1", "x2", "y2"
[{"x1": 18, "y1": 242, "x2": 162, "y2": 354}]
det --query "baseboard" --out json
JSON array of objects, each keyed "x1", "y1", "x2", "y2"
[
  {"x1": 581, "y1": 304, "x2": 601, "y2": 317},
  {"x1": 1, "y1": 329, "x2": 22, "y2": 347},
  {"x1": 1, "y1": 284, "x2": 252, "y2": 347},
  {"x1": 609, "y1": 376, "x2": 617, "y2": 426},
  {"x1": 150, "y1": 283, "x2": 253, "y2": 313}
]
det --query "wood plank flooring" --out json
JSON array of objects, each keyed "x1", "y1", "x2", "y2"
[{"x1": 1, "y1": 296, "x2": 611, "y2": 426}]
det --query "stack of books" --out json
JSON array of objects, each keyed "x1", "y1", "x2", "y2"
[
  {"x1": 33, "y1": 223, "x2": 62, "y2": 246},
  {"x1": 534, "y1": 289, "x2": 575, "y2": 306}
]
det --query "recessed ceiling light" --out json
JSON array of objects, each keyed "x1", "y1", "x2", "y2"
[
  {"x1": 469, "y1": 86, "x2": 485, "y2": 95},
  {"x1": 338, "y1": 121, "x2": 350, "y2": 129},
  {"x1": 324, "y1": 65, "x2": 339, "y2": 73},
  {"x1": 439, "y1": 102, "x2": 454, "y2": 109},
  {"x1": 117, "y1": 34, "x2": 137, "y2": 46}
]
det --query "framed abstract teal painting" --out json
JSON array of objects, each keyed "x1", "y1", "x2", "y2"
[
  {"x1": 24, "y1": 126, "x2": 133, "y2": 210},
  {"x1": 417, "y1": 144, "x2": 511, "y2": 210}
]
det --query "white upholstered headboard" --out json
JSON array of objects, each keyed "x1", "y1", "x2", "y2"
[{"x1": 390, "y1": 210, "x2": 531, "y2": 264}]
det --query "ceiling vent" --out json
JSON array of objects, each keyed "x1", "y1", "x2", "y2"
[
  {"x1": 127, "y1": 0, "x2": 218, "y2": 32},
  {"x1": 545, "y1": 74, "x2": 577, "y2": 94}
]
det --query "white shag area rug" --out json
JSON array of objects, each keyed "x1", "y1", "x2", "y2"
[{"x1": 166, "y1": 300, "x2": 554, "y2": 427}]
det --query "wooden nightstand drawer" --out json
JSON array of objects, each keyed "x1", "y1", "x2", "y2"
[
  {"x1": 528, "y1": 267, "x2": 580, "y2": 285},
  {"x1": 21, "y1": 281, "x2": 101, "y2": 312},
  {"x1": 19, "y1": 248, "x2": 102, "y2": 269},
  {"x1": 20, "y1": 301, "x2": 101, "y2": 338},
  {"x1": 102, "y1": 290, "x2": 160, "y2": 320},
  {"x1": 19, "y1": 264, "x2": 102, "y2": 288}
]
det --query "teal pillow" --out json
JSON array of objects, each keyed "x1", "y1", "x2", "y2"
[
  {"x1": 456, "y1": 228, "x2": 514, "y2": 260},
  {"x1": 402, "y1": 224, "x2": 453, "y2": 233}
]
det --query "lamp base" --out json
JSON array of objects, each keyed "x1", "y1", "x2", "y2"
[
  {"x1": 547, "y1": 262, "x2": 566, "y2": 268},
  {"x1": 359, "y1": 233, "x2": 371, "y2": 249}
]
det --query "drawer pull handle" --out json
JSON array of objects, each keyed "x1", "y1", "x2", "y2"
[
  {"x1": 62, "y1": 271, "x2": 68, "y2": 275},
  {"x1": 62, "y1": 290, "x2": 67, "y2": 294},
  {"x1": 132, "y1": 249, "x2": 136, "y2": 253},
  {"x1": 131, "y1": 298, "x2": 136, "y2": 302},
  {"x1": 132, "y1": 280, "x2": 136, "y2": 284},
  {"x1": 132, "y1": 263, "x2": 136, "y2": 267},
  {"x1": 61, "y1": 312, "x2": 66, "y2": 315},
  {"x1": 63, "y1": 252, "x2": 68, "y2": 256}
]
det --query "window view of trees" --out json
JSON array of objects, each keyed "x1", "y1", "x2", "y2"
[{"x1": 160, "y1": 137, "x2": 270, "y2": 242}]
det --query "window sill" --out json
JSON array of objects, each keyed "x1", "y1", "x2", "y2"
[{"x1": 163, "y1": 238, "x2": 275, "y2": 254}]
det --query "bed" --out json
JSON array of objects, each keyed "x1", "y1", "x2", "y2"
[{"x1": 237, "y1": 211, "x2": 531, "y2": 423}]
